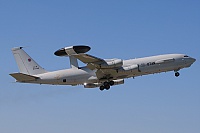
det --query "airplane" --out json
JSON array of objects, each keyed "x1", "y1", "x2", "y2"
[{"x1": 10, "y1": 45, "x2": 196, "y2": 91}]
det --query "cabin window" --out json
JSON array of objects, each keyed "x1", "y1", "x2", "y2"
[
  {"x1": 184, "y1": 55, "x2": 189, "y2": 57},
  {"x1": 63, "y1": 79, "x2": 66, "y2": 82}
]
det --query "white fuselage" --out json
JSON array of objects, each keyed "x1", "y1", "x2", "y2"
[{"x1": 26, "y1": 54, "x2": 195, "y2": 85}]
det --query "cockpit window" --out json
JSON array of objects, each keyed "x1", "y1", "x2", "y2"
[{"x1": 184, "y1": 55, "x2": 189, "y2": 57}]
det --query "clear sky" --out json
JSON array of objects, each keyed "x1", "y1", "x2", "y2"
[{"x1": 0, "y1": 0, "x2": 200, "y2": 133}]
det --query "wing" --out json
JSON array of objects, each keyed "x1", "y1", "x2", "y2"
[
  {"x1": 73, "y1": 53, "x2": 104, "y2": 63},
  {"x1": 73, "y1": 53, "x2": 125, "y2": 80},
  {"x1": 73, "y1": 53, "x2": 106, "y2": 70}
]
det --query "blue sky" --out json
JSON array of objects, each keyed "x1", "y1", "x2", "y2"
[{"x1": 0, "y1": 0, "x2": 200, "y2": 133}]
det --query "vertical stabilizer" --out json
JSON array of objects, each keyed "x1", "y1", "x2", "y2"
[
  {"x1": 69, "y1": 56, "x2": 79, "y2": 68},
  {"x1": 12, "y1": 47, "x2": 47, "y2": 75}
]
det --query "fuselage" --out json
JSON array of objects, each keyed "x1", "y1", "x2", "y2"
[{"x1": 26, "y1": 54, "x2": 195, "y2": 85}]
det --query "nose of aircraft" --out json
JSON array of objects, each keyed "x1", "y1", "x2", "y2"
[{"x1": 190, "y1": 57, "x2": 196, "y2": 63}]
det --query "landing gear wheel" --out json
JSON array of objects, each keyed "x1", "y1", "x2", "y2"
[
  {"x1": 105, "y1": 84, "x2": 110, "y2": 90},
  {"x1": 104, "y1": 81, "x2": 109, "y2": 86},
  {"x1": 175, "y1": 72, "x2": 180, "y2": 77},
  {"x1": 100, "y1": 86, "x2": 104, "y2": 91},
  {"x1": 109, "y1": 81, "x2": 114, "y2": 86}
]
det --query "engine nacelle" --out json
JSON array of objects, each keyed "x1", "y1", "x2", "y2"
[
  {"x1": 84, "y1": 79, "x2": 124, "y2": 88},
  {"x1": 84, "y1": 83, "x2": 101, "y2": 88},
  {"x1": 54, "y1": 45, "x2": 91, "y2": 56},
  {"x1": 98, "y1": 59, "x2": 123, "y2": 69},
  {"x1": 113, "y1": 79, "x2": 124, "y2": 85},
  {"x1": 118, "y1": 64, "x2": 138, "y2": 73}
]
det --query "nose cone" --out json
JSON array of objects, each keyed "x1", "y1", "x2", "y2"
[
  {"x1": 190, "y1": 57, "x2": 196, "y2": 64},
  {"x1": 191, "y1": 58, "x2": 196, "y2": 63}
]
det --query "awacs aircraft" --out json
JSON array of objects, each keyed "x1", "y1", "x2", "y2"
[{"x1": 10, "y1": 45, "x2": 196, "y2": 91}]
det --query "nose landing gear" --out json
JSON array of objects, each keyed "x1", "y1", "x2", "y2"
[{"x1": 175, "y1": 72, "x2": 180, "y2": 77}]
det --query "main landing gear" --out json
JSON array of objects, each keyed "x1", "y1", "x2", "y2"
[{"x1": 99, "y1": 81, "x2": 114, "y2": 91}]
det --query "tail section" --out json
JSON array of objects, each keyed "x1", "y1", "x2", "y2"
[
  {"x1": 10, "y1": 73, "x2": 39, "y2": 82},
  {"x1": 12, "y1": 47, "x2": 47, "y2": 75}
]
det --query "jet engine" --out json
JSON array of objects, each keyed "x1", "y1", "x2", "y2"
[
  {"x1": 118, "y1": 64, "x2": 138, "y2": 73},
  {"x1": 84, "y1": 83, "x2": 101, "y2": 88},
  {"x1": 97, "y1": 59, "x2": 123, "y2": 69},
  {"x1": 84, "y1": 79, "x2": 124, "y2": 88},
  {"x1": 112, "y1": 79, "x2": 124, "y2": 85}
]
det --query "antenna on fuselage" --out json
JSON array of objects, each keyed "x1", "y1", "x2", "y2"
[
  {"x1": 69, "y1": 56, "x2": 79, "y2": 68},
  {"x1": 54, "y1": 45, "x2": 91, "y2": 69}
]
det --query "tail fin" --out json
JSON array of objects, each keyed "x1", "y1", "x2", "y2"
[{"x1": 12, "y1": 47, "x2": 47, "y2": 75}]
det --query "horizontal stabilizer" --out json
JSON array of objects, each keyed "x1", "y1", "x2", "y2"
[{"x1": 10, "y1": 73, "x2": 39, "y2": 82}]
